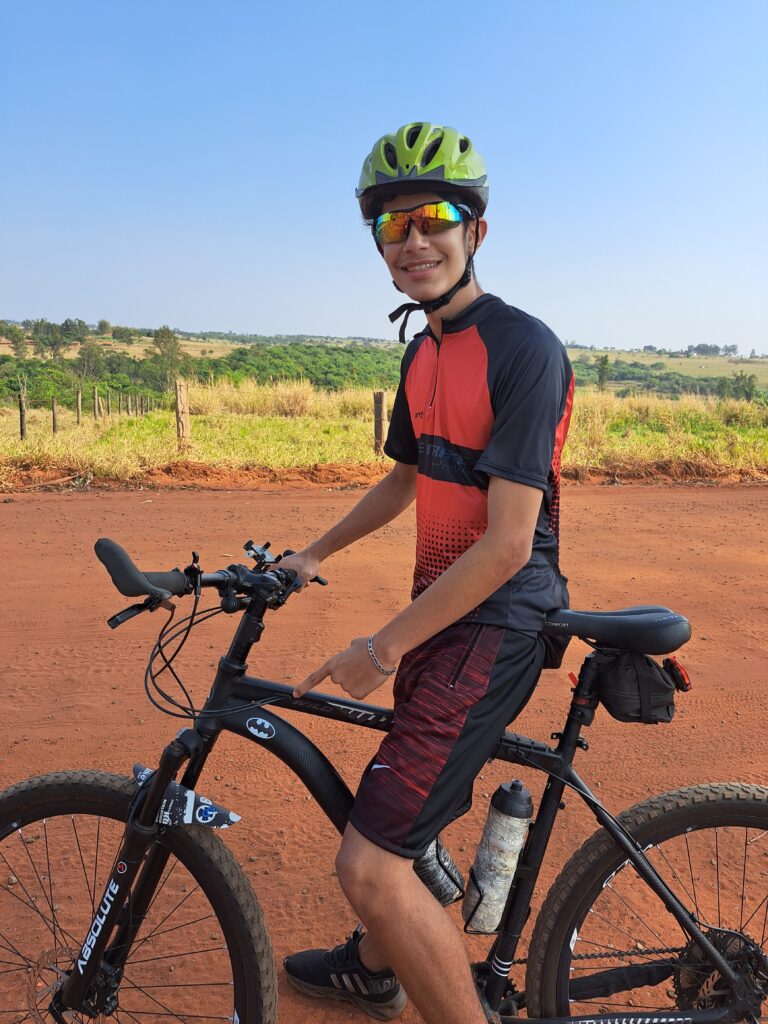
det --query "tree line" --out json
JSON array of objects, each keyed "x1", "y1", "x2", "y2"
[{"x1": 1, "y1": 319, "x2": 765, "y2": 409}]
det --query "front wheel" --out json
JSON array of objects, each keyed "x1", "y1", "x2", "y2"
[
  {"x1": 526, "y1": 783, "x2": 768, "y2": 1019},
  {"x1": 0, "y1": 771, "x2": 277, "y2": 1023}
]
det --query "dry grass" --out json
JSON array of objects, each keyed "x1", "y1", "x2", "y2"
[{"x1": 1, "y1": 385, "x2": 766, "y2": 487}]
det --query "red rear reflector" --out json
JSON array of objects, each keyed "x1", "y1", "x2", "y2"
[{"x1": 663, "y1": 656, "x2": 692, "y2": 692}]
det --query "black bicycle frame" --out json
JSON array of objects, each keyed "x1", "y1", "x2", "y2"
[{"x1": 56, "y1": 601, "x2": 752, "y2": 1024}]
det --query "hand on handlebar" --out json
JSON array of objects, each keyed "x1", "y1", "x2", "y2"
[{"x1": 278, "y1": 550, "x2": 323, "y2": 590}]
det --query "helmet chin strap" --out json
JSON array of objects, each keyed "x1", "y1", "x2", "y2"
[{"x1": 388, "y1": 256, "x2": 474, "y2": 345}]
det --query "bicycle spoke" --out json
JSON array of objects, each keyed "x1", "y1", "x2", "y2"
[
  {"x1": 715, "y1": 827, "x2": 721, "y2": 928},
  {"x1": 740, "y1": 827, "x2": 749, "y2": 931},
  {"x1": 120, "y1": 973, "x2": 207, "y2": 1023},
  {"x1": 740, "y1": 888, "x2": 768, "y2": 937},
  {"x1": 128, "y1": 980, "x2": 233, "y2": 989},
  {"x1": 145, "y1": 857, "x2": 179, "y2": 918},
  {"x1": 597, "y1": 877, "x2": 668, "y2": 947},
  {"x1": 128, "y1": 883, "x2": 200, "y2": 958},
  {"x1": 128, "y1": 942, "x2": 225, "y2": 966},
  {"x1": 42, "y1": 819, "x2": 59, "y2": 952},
  {"x1": 71, "y1": 814, "x2": 96, "y2": 915},
  {"x1": 0, "y1": 859, "x2": 57, "y2": 946},
  {"x1": 92, "y1": 814, "x2": 100, "y2": 916},
  {"x1": 649, "y1": 842, "x2": 698, "y2": 915},
  {"x1": 0, "y1": 929, "x2": 34, "y2": 968},
  {"x1": 112, "y1": 1015, "x2": 235, "y2": 1021},
  {"x1": 683, "y1": 831, "x2": 699, "y2": 920},
  {"x1": 128, "y1": 911, "x2": 215, "y2": 948}
]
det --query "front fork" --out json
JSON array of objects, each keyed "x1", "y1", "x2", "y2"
[{"x1": 51, "y1": 730, "x2": 209, "y2": 1019}]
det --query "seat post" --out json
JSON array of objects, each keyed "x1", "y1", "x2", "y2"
[{"x1": 553, "y1": 655, "x2": 601, "y2": 763}]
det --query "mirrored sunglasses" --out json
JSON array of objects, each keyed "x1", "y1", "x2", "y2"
[{"x1": 373, "y1": 200, "x2": 468, "y2": 245}]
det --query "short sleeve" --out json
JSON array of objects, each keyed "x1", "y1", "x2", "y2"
[
  {"x1": 474, "y1": 328, "x2": 571, "y2": 490},
  {"x1": 383, "y1": 345, "x2": 419, "y2": 465}
]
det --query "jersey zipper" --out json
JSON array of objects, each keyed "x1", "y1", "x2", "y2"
[{"x1": 428, "y1": 338, "x2": 440, "y2": 409}]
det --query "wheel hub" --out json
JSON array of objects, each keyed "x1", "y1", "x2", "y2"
[
  {"x1": 24, "y1": 946, "x2": 120, "y2": 1021},
  {"x1": 674, "y1": 928, "x2": 768, "y2": 1012}
]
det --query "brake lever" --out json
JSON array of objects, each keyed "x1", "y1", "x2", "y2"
[{"x1": 107, "y1": 595, "x2": 165, "y2": 629}]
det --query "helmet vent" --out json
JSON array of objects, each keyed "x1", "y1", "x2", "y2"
[
  {"x1": 383, "y1": 142, "x2": 398, "y2": 170},
  {"x1": 459, "y1": 137, "x2": 470, "y2": 153},
  {"x1": 422, "y1": 136, "x2": 443, "y2": 166},
  {"x1": 406, "y1": 124, "x2": 422, "y2": 148}
]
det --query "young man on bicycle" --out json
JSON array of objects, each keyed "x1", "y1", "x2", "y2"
[{"x1": 282, "y1": 122, "x2": 574, "y2": 1024}]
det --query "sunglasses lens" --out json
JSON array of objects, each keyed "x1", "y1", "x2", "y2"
[{"x1": 374, "y1": 201, "x2": 464, "y2": 244}]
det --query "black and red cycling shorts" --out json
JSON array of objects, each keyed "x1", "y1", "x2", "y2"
[{"x1": 349, "y1": 621, "x2": 545, "y2": 858}]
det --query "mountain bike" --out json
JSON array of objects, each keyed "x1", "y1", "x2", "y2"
[{"x1": 0, "y1": 537, "x2": 766, "y2": 1024}]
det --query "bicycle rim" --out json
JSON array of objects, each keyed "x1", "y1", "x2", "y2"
[{"x1": 0, "y1": 772, "x2": 276, "y2": 1024}]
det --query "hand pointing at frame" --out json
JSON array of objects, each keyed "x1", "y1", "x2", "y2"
[{"x1": 292, "y1": 637, "x2": 396, "y2": 700}]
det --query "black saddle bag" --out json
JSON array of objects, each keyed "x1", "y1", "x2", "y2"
[{"x1": 594, "y1": 651, "x2": 690, "y2": 724}]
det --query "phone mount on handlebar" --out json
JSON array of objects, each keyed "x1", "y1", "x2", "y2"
[{"x1": 244, "y1": 540, "x2": 277, "y2": 571}]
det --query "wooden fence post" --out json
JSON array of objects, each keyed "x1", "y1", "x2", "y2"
[
  {"x1": 175, "y1": 379, "x2": 191, "y2": 448},
  {"x1": 127, "y1": 394, "x2": 132, "y2": 416},
  {"x1": 93, "y1": 386, "x2": 99, "y2": 420},
  {"x1": 19, "y1": 392, "x2": 26, "y2": 440},
  {"x1": 51, "y1": 395, "x2": 58, "y2": 434},
  {"x1": 118, "y1": 392, "x2": 122, "y2": 416},
  {"x1": 373, "y1": 391, "x2": 387, "y2": 456},
  {"x1": 106, "y1": 390, "x2": 112, "y2": 416},
  {"x1": 76, "y1": 387, "x2": 82, "y2": 425}
]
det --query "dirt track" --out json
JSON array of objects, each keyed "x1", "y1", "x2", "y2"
[{"x1": 1, "y1": 483, "x2": 766, "y2": 1023}]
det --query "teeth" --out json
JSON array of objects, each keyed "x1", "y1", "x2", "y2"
[{"x1": 405, "y1": 262, "x2": 438, "y2": 271}]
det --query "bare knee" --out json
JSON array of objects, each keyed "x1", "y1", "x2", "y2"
[{"x1": 335, "y1": 827, "x2": 409, "y2": 916}]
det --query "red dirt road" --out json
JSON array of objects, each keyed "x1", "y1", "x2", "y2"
[{"x1": 1, "y1": 483, "x2": 766, "y2": 1022}]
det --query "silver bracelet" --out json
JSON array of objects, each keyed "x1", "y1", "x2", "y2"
[{"x1": 367, "y1": 636, "x2": 396, "y2": 676}]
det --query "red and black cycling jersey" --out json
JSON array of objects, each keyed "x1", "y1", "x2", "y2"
[{"x1": 384, "y1": 293, "x2": 575, "y2": 633}]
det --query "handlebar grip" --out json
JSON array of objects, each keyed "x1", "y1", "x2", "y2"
[{"x1": 95, "y1": 538, "x2": 188, "y2": 600}]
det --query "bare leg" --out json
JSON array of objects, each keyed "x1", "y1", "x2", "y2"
[{"x1": 336, "y1": 824, "x2": 488, "y2": 1024}]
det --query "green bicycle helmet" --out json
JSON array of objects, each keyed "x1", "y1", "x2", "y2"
[{"x1": 356, "y1": 122, "x2": 489, "y2": 219}]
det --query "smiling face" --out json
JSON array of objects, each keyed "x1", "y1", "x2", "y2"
[{"x1": 378, "y1": 191, "x2": 486, "y2": 306}]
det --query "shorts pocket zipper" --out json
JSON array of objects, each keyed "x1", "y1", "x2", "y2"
[{"x1": 448, "y1": 625, "x2": 483, "y2": 689}]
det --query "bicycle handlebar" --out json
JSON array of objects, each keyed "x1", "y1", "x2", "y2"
[
  {"x1": 95, "y1": 538, "x2": 189, "y2": 600},
  {"x1": 94, "y1": 538, "x2": 306, "y2": 609}
]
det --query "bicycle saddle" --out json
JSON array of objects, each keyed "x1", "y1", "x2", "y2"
[{"x1": 542, "y1": 605, "x2": 690, "y2": 654}]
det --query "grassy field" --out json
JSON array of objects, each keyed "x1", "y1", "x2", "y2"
[{"x1": 1, "y1": 381, "x2": 766, "y2": 487}]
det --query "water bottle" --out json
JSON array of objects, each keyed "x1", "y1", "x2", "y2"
[
  {"x1": 462, "y1": 781, "x2": 533, "y2": 932},
  {"x1": 414, "y1": 835, "x2": 465, "y2": 906}
]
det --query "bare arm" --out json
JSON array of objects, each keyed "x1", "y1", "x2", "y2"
[
  {"x1": 294, "y1": 475, "x2": 544, "y2": 698},
  {"x1": 281, "y1": 460, "x2": 417, "y2": 583},
  {"x1": 373, "y1": 477, "x2": 542, "y2": 665}
]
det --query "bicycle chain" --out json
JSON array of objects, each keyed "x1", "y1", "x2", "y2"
[{"x1": 508, "y1": 945, "x2": 688, "y2": 966}]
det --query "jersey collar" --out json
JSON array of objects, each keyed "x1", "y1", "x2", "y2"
[{"x1": 427, "y1": 293, "x2": 502, "y2": 340}]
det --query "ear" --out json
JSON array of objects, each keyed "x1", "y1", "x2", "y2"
[{"x1": 468, "y1": 218, "x2": 488, "y2": 257}]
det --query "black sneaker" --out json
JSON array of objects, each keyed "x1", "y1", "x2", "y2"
[{"x1": 283, "y1": 925, "x2": 408, "y2": 1021}]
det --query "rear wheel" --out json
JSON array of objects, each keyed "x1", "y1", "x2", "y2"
[
  {"x1": 0, "y1": 771, "x2": 277, "y2": 1023},
  {"x1": 526, "y1": 784, "x2": 768, "y2": 1019}
]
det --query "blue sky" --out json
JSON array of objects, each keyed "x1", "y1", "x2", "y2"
[{"x1": 2, "y1": 0, "x2": 766, "y2": 352}]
